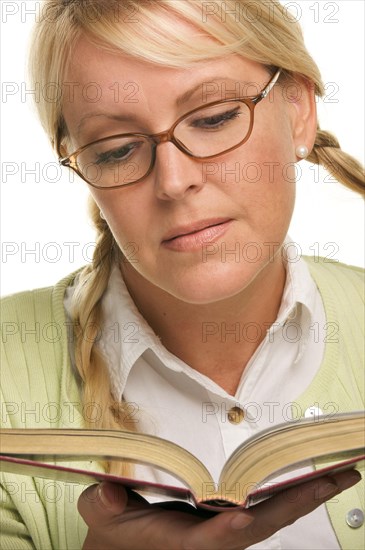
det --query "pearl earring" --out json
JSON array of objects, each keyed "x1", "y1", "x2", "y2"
[
  {"x1": 100, "y1": 211, "x2": 106, "y2": 220},
  {"x1": 296, "y1": 145, "x2": 308, "y2": 159}
]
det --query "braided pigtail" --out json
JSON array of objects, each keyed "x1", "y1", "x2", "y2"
[
  {"x1": 308, "y1": 127, "x2": 364, "y2": 195},
  {"x1": 71, "y1": 198, "x2": 136, "y2": 476}
]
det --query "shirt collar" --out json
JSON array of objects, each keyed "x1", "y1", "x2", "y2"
[
  {"x1": 274, "y1": 239, "x2": 319, "y2": 364},
  {"x1": 98, "y1": 264, "x2": 194, "y2": 399},
  {"x1": 276, "y1": 240, "x2": 317, "y2": 326},
  {"x1": 65, "y1": 238, "x2": 320, "y2": 399}
]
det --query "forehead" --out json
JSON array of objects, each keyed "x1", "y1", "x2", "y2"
[
  {"x1": 63, "y1": 37, "x2": 267, "y2": 117},
  {"x1": 67, "y1": 36, "x2": 264, "y2": 86},
  {"x1": 60, "y1": 31, "x2": 276, "y2": 151}
]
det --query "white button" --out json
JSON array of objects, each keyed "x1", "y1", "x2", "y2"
[
  {"x1": 304, "y1": 406, "x2": 323, "y2": 419},
  {"x1": 346, "y1": 508, "x2": 364, "y2": 528}
]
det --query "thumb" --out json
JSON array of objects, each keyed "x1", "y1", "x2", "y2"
[{"x1": 78, "y1": 482, "x2": 128, "y2": 526}]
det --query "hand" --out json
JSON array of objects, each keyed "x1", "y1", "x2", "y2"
[{"x1": 78, "y1": 470, "x2": 361, "y2": 550}]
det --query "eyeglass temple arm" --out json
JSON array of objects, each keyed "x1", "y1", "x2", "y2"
[
  {"x1": 252, "y1": 68, "x2": 282, "y2": 105},
  {"x1": 59, "y1": 157, "x2": 70, "y2": 166},
  {"x1": 54, "y1": 124, "x2": 71, "y2": 165}
]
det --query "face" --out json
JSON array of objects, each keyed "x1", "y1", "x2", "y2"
[{"x1": 62, "y1": 34, "x2": 315, "y2": 305}]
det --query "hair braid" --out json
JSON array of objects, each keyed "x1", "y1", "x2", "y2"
[
  {"x1": 71, "y1": 198, "x2": 136, "y2": 475},
  {"x1": 308, "y1": 127, "x2": 365, "y2": 195}
]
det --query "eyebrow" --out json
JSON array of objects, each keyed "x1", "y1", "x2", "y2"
[
  {"x1": 76, "y1": 76, "x2": 254, "y2": 136},
  {"x1": 175, "y1": 75, "x2": 227, "y2": 105},
  {"x1": 175, "y1": 75, "x2": 259, "y2": 104},
  {"x1": 77, "y1": 112, "x2": 136, "y2": 136}
]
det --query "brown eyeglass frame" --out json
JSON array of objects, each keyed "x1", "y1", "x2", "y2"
[{"x1": 58, "y1": 68, "x2": 281, "y2": 190}]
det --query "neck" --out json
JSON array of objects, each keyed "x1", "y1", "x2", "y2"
[{"x1": 121, "y1": 256, "x2": 286, "y2": 395}]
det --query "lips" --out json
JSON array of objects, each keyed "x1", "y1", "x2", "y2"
[{"x1": 161, "y1": 218, "x2": 233, "y2": 252}]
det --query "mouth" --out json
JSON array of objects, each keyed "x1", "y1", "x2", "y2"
[{"x1": 161, "y1": 218, "x2": 233, "y2": 252}]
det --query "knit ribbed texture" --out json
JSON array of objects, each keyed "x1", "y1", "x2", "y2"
[
  {"x1": 0, "y1": 260, "x2": 363, "y2": 549},
  {"x1": 296, "y1": 259, "x2": 364, "y2": 550}
]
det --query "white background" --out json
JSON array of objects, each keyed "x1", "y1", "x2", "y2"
[{"x1": 1, "y1": 0, "x2": 364, "y2": 296}]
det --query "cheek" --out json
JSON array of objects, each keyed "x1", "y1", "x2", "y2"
[
  {"x1": 89, "y1": 190, "x2": 137, "y2": 247},
  {"x1": 89, "y1": 188, "x2": 159, "y2": 269},
  {"x1": 216, "y1": 121, "x2": 296, "y2": 209},
  {"x1": 248, "y1": 111, "x2": 296, "y2": 181},
  {"x1": 207, "y1": 114, "x2": 297, "y2": 252}
]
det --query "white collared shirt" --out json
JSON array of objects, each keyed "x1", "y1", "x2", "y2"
[{"x1": 65, "y1": 245, "x2": 340, "y2": 549}]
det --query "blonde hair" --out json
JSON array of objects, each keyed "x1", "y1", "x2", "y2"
[{"x1": 29, "y1": 0, "x2": 364, "y2": 475}]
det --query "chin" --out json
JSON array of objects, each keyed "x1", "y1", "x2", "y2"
[{"x1": 159, "y1": 262, "x2": 267, "y2": 305}]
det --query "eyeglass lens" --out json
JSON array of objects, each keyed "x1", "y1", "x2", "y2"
[{"x1": 76, "y1": 101, "x2": 251, "y2": 187}]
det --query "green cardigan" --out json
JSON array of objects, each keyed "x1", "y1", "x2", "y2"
[{"x1": 1, "y1": 259, "x2": 364, "y2": 549}]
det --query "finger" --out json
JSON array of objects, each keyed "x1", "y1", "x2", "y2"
[
  {"x1": 245, "y1": 470, "x2": 362, "y2": 543},
  {"x1": 182, "y1": 470, "x2": 361, "y2": 550},
  {"x1": 183, "y1": 507, "x2": 255, "y2": 550},
  {"x1": 324, "y1": 468, "x2": 362, "y2": 492},
  {"x1": 78, "y1": 482, "x2": 129, "y2": 527}
]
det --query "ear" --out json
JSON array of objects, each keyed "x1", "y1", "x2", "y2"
[
  {"x1": 58, "y1": 143, "x2": 69, "y2": 159},
  {"x1": 285, "y1": 76, "x2": 317, "y2": 157}
]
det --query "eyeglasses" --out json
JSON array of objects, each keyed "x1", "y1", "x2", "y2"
[{"x1": 59, "y1": 68, "x2": 281, "y2": 189}]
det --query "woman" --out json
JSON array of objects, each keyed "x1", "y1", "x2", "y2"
[{"x1": 1, "y1": 1, "x2": 364, "y2": 549}]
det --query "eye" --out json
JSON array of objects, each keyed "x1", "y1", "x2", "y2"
[
  {"x1": 95, "y1": 141, "x2": 143, "y2": 165},
  {"x1": 191, "y1": 106, "x2": 242, "y2": 130}
]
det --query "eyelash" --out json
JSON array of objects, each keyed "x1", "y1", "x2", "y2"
[
  {"x1": 191, "y1": 107, "x2": 241, "y2": 129},
  {"x1": 95, "y1": 142, "x2": 141, "y2": 165}
]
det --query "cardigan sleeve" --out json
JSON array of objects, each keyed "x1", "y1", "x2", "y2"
[
  {"x1": 0, "y1": 284, "x2": 87, "y2": 550},
  {"x1": 0, "y1": 482, "x2": 36, "y2": 550},
  {"x1": 0, "y1": 290, "x2": 55, "y2": 549}
]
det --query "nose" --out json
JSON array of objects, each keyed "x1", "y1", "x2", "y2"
[{"x1": 153, "y1": 141, "x2": 204, "y2": 201}]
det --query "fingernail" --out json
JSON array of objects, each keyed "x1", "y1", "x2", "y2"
[
  {"x1": 231, "y1": 511, "x2": 255, "y2": 530},
  {"x1": 318, "y1": 482, "x2": 338, "y2": 499},
  {"x1": 97, "y1": 483, "x2": 111, "y2": 508},
  {"x1": 337, "y1": 471, "x2": 362, "y2": 492}
]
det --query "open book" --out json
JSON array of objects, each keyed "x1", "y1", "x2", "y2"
[{"x1": 1, "y1": 411, "x2": 364, "y2": 510}]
